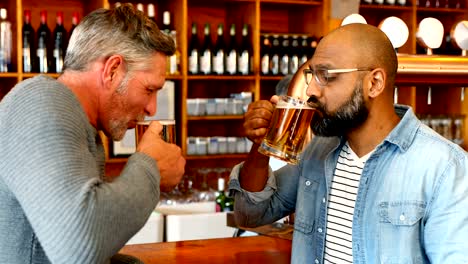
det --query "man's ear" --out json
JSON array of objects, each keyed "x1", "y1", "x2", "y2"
[
  {"x1": 102, "y1": 55, "x2": 125, "y2": 91},
  {"x1": 368, "y1": 68, "x2": 386, "y2": 98}
]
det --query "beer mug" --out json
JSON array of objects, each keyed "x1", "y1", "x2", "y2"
[
  {"x1": 135, "y1": 120, "x2": 176, "y2": 144},
  {"x1": 258, "y1": 95, "x2": 315, "y2": 164}
]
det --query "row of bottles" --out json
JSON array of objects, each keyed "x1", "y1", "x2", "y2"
[
  {"x1": 188, "y1": 23, "x2": 252, "y2": 75},
  {"x1": 0, "y1": 8, "x2": 12, "y2": 72},
  {"x1": 261, "y1": 34, "x2": 318, "y2": 76},
  {"x1": 361, "y1": 0, "x2": 463, "y2": 8},
  {"x1": 22, "y1": 10, "x2": 80, "y2": 73},
  {"x1": 361, "y1": 0, "x2": 408, "y2": 6}
]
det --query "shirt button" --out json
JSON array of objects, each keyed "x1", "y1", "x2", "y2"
[
  {"x1": 305, "y1": 180, "x2": 311, "y2": 186},
  {"x1": 322, "y1": 197, "x2": 326, "y2": 203},
  {"x1": 400, "y1": 214, "x2": 405, "y2": 221},
  {"x1": 315, "y1": 259, "x2": 319, "y2": 264},
  {"x1": 318, "y1": 228, "x2": 323, "y2": 233}
]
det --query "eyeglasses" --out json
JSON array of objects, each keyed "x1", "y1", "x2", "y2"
[{"x1": 303, "y1": 67, "x2": 373, "y2": 86}]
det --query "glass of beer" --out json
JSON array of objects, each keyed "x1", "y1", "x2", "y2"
[
  {"x1": 135, "y1": 119, "x2": 176, "y2": 145},
  {"x1": 258, "y1": 95, "x2": 315, "y2": 164}
]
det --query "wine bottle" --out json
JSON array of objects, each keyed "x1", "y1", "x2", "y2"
[
  {"x1": 0, "y1": 8, "x2": 12, "y2": 72},
  {"x1": 212, "y1": 24, "x2": 225, "y2": 75},
  {"x1": 226, "y1": 24, "x2": 237, "y2": 75},
  {"x1": 37, "y1": 10, "x2": 51, "y2": 73},
  {"x1": 168, "y1": 30, "x2": 180, "y2": 75},
  {"x1": 200, "y1": 23, "x2": 212, "y2": 75},
  {"x1": 289, "y1": 35, "x2": 299, "y2": 74},
  {"x1": 261, "y1": 34, "x2": 271, "y2": 75},
  {"x1": 279, "y1": 35, "x2": 290, "y2": 75},
  {"x1": 188, "y1": 22, "x2": 200, "y2": 75},
  {"x1": 299, "y1": 35, "x2": 309, "y2": 66},
  {"x1": 215, "y1": 177, "x2": 234, "y2": 212},
  {"x1": 270, "y1": 35, "x2": 280, "y2": 75},
  {"x1": 136, "y1": 3, "x2": 144, "y2": 13},
  {"x1": 162, "y1": 11, "x2": 172, "y2": 36},
  {"x1": 238, "y1": 24, "x2": 251, "y2": 75},
  {"x1": 147, "y1": 4, "x2": 157, "y2": 25},
  {"x1": 68, "y1": 12, "x2": 79, "y2": 41},
  {"x1": 23, "y1": 10, "x2": 35, "y2": 73},
  {"x1": 52, "y1": 12, "x2": 67, "y2": 73}
]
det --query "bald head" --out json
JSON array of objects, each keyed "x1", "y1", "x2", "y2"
[{"x1": 318, "y1": 24, "x2": 398, "y2": 88}]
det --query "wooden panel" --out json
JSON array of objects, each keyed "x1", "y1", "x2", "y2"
[{"x1": 187, "y1": 79, "x2": 255, "y2": 98}]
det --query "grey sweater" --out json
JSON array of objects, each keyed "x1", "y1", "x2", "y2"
[{"x1": 0, "y1": 75, "x2": 160, "y2": 263}]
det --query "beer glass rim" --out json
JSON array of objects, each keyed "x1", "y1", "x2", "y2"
[
  {"x1": 279, "y1": 95, "x2": 313, "y2": 109},
  {"x1": 137, "y1": 119, "x2": 176, "y2": 125}
]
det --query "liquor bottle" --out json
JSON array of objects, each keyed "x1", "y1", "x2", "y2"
[
  {"x1": 37, "y1": 10, "x2": 51, "y2": 73},
  {"x1": 299, "y1": 35, "x2": 309, "y2": 66},
  {"x1": 0, "y1": 8, "x2": 12, "y2": 72},
  {"x1": 238, "y1": 24, "x2": 251, "y2": 75},
  {"x1": 162, "y1": 11, "x2": 172, "y2": 36},
  {"x1": 215, "y1": 177, "x2": 233, "y2": 212},
  {"x1": 136, "y1": 3, "x2": 144, "y2": 13},
  {"x1": 279, "y1": 35, "x2": 290, "y2": 75},
  {"x1": 52, "y1": 12, "x2": 67, "y2": 73},
  {"x1": 188, "y1": 22, "x2": 199, "y2": 75},
  {"x1": 23, "y1": 10, "x2": 35, "y2": 73},
  {"x1": 212, "y1": 24, "x2": 225, "y2": 75},
  {"x1": 260, "y1": 34, "x2": 271, "y2": 75},
  {"x1": 270, "y1": 35, "x2": 280, "y2": 75},
  {"x1": 168, "y1": 31, "x2": 180, "y2": 75},
  {"x1": 289, "y1": 35, "x2": 299, "y2": 74},
  {"x1": 226, "y1": 24, "x2": 237, "y2": 75},
  {"x1": 200, "y1": 23, "x2": 212, "y2": 75},
  {"x1": 68, "y1": 12, "x2": 79, "y2": 41},
  {"x1": 147, "y1": 4, "x2": 157, "y2": 25}
]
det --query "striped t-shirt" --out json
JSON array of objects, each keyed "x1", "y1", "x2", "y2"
[{"x1": 323, "y1": 142, "x2": 373, "y2": 263}]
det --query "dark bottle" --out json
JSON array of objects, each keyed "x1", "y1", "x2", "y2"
[
  {"x1": 289, "y1": 35, "x2": 299, "y2": 74},
  {"x1": 188, "y1": 22, "x2": 199, "y2": 75},
  {"x1": 52, "y1": 12, "x2": 67, "y2": 73},
  {"x1": 260, "y1": 34, "x2": 271, "y2": 75},
  {"x1": 200, "y1": 23, "x2": 212, "y2": 75},
  {"x1": 212, "y1": 24, "x2": 225, "y2": 75},
  {"x1": 226, "y1": 24, "x2": 237, "y2": 75},
  {"x1": 238, "y1": 24, "x2": 251, "y2": 75},
  {"x1": 270, "y1": 35, "x2": 280, "y2": 75},
  {"x1": 299, "y1": 35, "x2": 309, "y2": 66},
  {"x1": 22, "y1": 10, "x2": 35, "y2": 73},
  {"x1": 68, "y1": 12, "x2": 79, "y2": 41},
  {"x1": 161, "y1": 11, "x2": 172, "y2": 36},
  {"x1": 279, "y1": 35, "x2": 290, "y2": 75},
  {"x1": 37, "y1": 10, "x2": 51, "y2": 73},
  {"x1": 215, "y1": 178, "x2": 233, "y2": 212}
]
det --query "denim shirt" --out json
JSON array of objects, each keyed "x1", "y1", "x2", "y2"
[{"x1": 229, "y1": 105, "x2": 468, "y2": 264}]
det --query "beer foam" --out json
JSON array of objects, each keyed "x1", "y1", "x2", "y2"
[{"x1": 276, "y1": 100, "x2": 314, "y2": 109}]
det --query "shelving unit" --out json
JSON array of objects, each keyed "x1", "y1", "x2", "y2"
[{"x1": 0, "y1": 0, "x2": 466, "y2": 176}]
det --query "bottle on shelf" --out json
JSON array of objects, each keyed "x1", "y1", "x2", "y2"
[
  {"x1": 169, "y1": 31, "x2": 180, "y2": 75},
  {"x1": 52, "y1": 12, "x2": 67, "y2": 73},
  {"x1": 279, "y1": 35, "x2": 290, "y2": 75},
  {"x1": 361, "y1": 0, "x2": 373, "y2": 4},
  {"x1": 200, "y1": 23, "x2": 212, "y2": 75},
  {"x1": 136, "y1": 3, "x2": 144, "y2": 13},
  {"x1": 147, "y1": 4, "x2": 157, "y2": 25},
  {"x1": 270, "y1": 35, "x2": 280, "y2": 75},
  {"x1": 226, "y1": 24, "x2": 237, "y2": 75},
  {"x1": 261, "y1": 34, "x2": 271, "y2": 75},
  {"x1": 0, "y1": 8, "x2": 12, "y2": 73},
  {"x1": 299, "y1": 35, "x2": 309, "y2": 66},
  {"x1": 161, "y1": 11, "x2": 172, "y2": 36},
  {"x1": 188, "y1": 22, "x2": 200, "y2": 75},
  {"x1": 212, "y1": 24, "x2": 225, "y2": 75},
  {"x1": 397, "y1": 0, "x2": 407, "y2": 6},
  {"x1": 37, "y1": 10, "x2": 51, "y2": 73},
  {"x1": 238, "y1": 24, "x2": 251, "y2": 75},
  {"x1": 289, "y1": 35, "x2": 299, "y2": 74},
  {"x1": 23, "y1": 10, "x2": 35, "y2": 73},
  {"x1": 68, "y1": 12, "x2": 80, "y2": 41},
  {"x1": 215, "y1": 177, "x2": 233, "y2": 212},
  {"x1": 386, "y1": 0, "x2": 397, "y2": 5}
]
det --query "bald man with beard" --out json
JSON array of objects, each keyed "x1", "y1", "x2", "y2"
[{"x1": 229, "y1": 24, "x2": 468, "y2": 263}]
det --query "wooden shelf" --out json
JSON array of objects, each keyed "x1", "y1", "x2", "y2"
[
  {"x1": 22, "y1": 73, "x2": 60, "y2": 79},
  {"x1": 359, "y1": 4, "x2": 413, "y2": 10},
  {"x1": 260, "y1": 76, "x2": 285, "y2": 81},
  {"x1": 0, "y1": 73, "x2": 19, "y2": 78},
  {"x1": 187, "y1": 75, "x2": 256, "y2": 81},
  {"x1": 188, "y1": 115, "x2": 244, "y2": 121},
  {"x1": 260, "y1": 0, "x2": 322, "y2": 5},
  {"x1": 185, "y1": 153, "x2": 248, "y2": 160},
  {"x1": 416, "y1": 7, "x2": 468, "y2": 12}
]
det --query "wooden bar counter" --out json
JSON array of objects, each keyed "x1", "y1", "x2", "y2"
[{"x1": 119, "y1": 236, "x2": 292, "y2": 264}]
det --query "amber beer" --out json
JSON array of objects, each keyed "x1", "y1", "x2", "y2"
[
  {"x1": 135, "y1": 120, "x2": 176, "y2": 144},
  {"x1": 258, "y1": 96, "x2": 315, "y2": 164}
]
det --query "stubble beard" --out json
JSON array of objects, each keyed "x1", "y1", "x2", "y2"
[{"x1": 310, "y1": 79, "x2": 369, "y2": 137}]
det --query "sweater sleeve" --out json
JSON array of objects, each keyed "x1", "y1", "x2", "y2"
[{"x1": 1, "y1": 80, "x2": 160, "y2": 263}]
